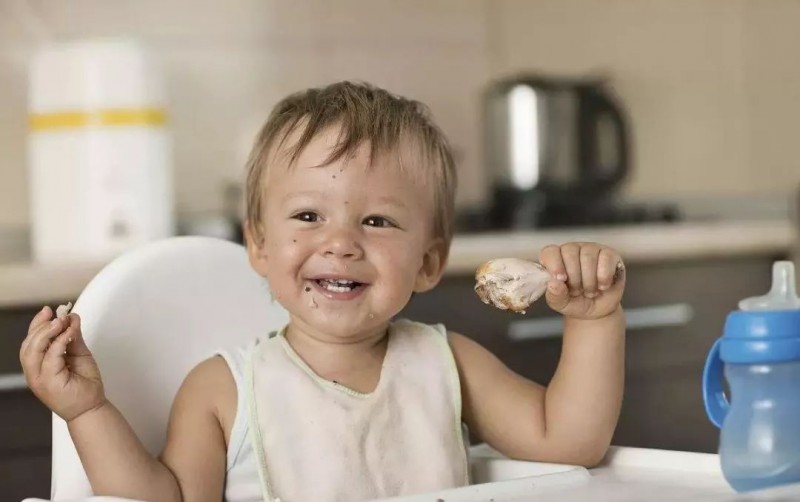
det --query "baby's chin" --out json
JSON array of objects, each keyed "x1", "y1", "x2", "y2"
[{"x1": 303, "y1": 313, "x2": 389, "y2": 342}]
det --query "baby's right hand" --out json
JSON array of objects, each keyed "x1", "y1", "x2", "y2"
[{"x1": 19, "y1": 306, "x2": 106, "y2": 422}]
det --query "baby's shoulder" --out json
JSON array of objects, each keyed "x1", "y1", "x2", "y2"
[
  {"x1": 179, "y1": 357, "x2": 236, "y2": 404},
  {"x1": 188, "y1": 356, "x2": 236, "y2": 385},
  {"x1": 175, "y1": 356, "x2": 238, "y2": 437}
]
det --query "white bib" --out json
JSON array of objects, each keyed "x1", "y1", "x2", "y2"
[{"x1": 245, "y1": 319, "x2": 469, "y2": 501}]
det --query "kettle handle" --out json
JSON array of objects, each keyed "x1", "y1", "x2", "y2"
[
  {"x1": 579, "y1": 88, "x2": 630, "y2": 188},
  {"x1": 702, "y1": 338, "x2": 729, "y2": 428}
]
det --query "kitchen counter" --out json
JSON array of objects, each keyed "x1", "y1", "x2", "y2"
[
  {"x1": 0, "y1": 219, "x2": 795, "y2": 308},
  {"x1": 446, "y1": 219, "x2": 796, "y2": 274}
]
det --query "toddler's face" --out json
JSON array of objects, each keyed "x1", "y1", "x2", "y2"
[{"x1": 247, "y1": 126, "x2": 445, "y2": 341}]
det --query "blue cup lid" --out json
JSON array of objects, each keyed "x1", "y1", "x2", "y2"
[
  {"x1": 721, "y1": 310, "x2": 800, "y2": 363},
  {"x1": 720, "y1": 261, "x2": 800, "y2": 364}
]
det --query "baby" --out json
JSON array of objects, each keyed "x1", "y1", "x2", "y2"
[{"x1": 19, "y1": 82, "x2": 626, "y2": 502}]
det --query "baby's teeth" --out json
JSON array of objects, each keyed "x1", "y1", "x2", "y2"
[{"x1": 321, "y1": 280, "x2": 355, "y2": 292}]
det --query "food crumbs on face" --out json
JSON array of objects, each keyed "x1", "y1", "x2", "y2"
[
  {"x1": 308, "y1": 296, "x2": 318, "y2": 309},
  {"x1": 56, "y1": 302, "x2": 73, "y2": 319}
]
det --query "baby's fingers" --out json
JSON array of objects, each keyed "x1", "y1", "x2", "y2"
[
  {"x1": 580, "y1": 245, "x2": 601, "y2": 297},
  {"x1": 41, "y1": 327, "x2": 73, "y2": 379},
  {"x1": 63, "y1": 314, "x2": 89, "y2": 356},
  {"x1": 21, "y1": 317, "x2": 67, "y2": 378},
  {"x1": 21, "y1": 306, "x2": 53, "y2": 353},
  {"x1": 560, "y1": 243, "x2": 583, "y2": 296},
  {"x1": 538, "y1": 245, "x2": 567, "y2": 282},
  {"x1": 28, "y1": 317, "x2": 67, "y2": 355},
  {"x1": 545, "y1": 278, "x2": 571, "y2": 311},
  {"x1": 598, "y1": 248, "x2": 624, "y2": 291},
  {"x1": 28, "y1": 306, "x2": 53, "y2": 335}
]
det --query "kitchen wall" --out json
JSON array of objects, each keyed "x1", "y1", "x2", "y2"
[
  {"x1": 0, "y1": 7, "x2": 32, "y2": 230},
  {"x1": 489, "y1": 0, "x2": 800, "y2": 200},
  {"x1": 742, "y1": 0, "x2": 800, "y2": 195},
  {"x1": 0, "y1": 0, "x2": 798, "y2": 230}
]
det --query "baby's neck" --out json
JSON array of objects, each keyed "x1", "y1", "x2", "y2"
[{"x1": 284, "y1": 322, "x2": 390, "y2": 394}]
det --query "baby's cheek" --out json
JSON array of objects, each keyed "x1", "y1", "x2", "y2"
[
  {"x1": 381, "y1": 283, "x2": 415, "y2": 319},
  {"x1": 274, "y1": 236, "x2": 303, "y2": 259},
  {"x1": 388, "y1": 258, "x2": 423, "y2": 300}
]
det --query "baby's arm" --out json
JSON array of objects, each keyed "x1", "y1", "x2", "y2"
[
  {"x1": 159, "y1": 357, "x2": 233, "y2": 500},
  {"x1": 450, "y1": 310, "x2": 624, "y2": 466},
  {"x1": 455, "y1": 242, "x2": 625, "y2": 467},
  {"x1": 68, "y1": 401, "x2": 182, "y2": 500},
  {"x1": 68, "y1": 357, "x2": 231, "y2": 501}
]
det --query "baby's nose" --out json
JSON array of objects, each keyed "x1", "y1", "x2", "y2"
[{"x1": 321, "y1": 227, "x2": 364, "y2": 259}]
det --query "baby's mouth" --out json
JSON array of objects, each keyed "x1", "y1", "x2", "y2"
[{"x1": 314, "y1": 278, "x2": 365, "y2": 293}]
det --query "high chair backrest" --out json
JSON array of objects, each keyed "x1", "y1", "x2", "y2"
[{"x1": 51, "y1": 236, "x2": 289, "y2": 499}]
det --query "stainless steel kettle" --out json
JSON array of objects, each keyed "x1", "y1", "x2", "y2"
[{"x1": 484, "y1": 75, "x2": 630, "y2": 228}]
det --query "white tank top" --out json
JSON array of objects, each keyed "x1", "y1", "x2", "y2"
[
  {"x1": 217, "y1": 319, "x2": 469, "y2": 502},
  {"x1": 215, "y1": 344, "x2": 262, "y2": 502}
]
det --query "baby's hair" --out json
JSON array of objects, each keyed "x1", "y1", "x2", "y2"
[{"x1": 244, "y1": 81, "x2": 457, "y2": 251}]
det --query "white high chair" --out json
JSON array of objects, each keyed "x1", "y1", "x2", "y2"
[
  {"x1": 24, "y1": 236, "x2": 748, "y2": 501},
  {"x1": 45, "y1": 236, "x2": 290, "y2": 500},
  {"x1": 30, "y1": 235, "x2": 590, "y2": 502}
]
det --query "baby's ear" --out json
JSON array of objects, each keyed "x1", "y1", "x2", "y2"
[
  {"x1": 414, "y1": 238, "x2": 448, "y2": 293},
  {"x1": 244, "y1": 220, "x2": 269, "y2": 276}
]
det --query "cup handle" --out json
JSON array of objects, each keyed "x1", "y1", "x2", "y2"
[{"x1": 702, "y1": 338, "x2": 729, "y2": 428}]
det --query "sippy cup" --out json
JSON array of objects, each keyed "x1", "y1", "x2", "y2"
[{"x1": 702, "y1": 261, "x2": 800, "y2": 492}]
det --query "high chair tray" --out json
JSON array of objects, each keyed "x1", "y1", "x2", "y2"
[
  {"x1": 388, "y1": 445, "x2": 800, "y2": 501},
  {"x1": 21, "y1": 446, "x2": 800, "y2": 502}
]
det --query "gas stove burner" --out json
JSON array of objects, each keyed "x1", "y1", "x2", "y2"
[{"x1": 455, "y1": 202, "x2": 681, "y2": 233}]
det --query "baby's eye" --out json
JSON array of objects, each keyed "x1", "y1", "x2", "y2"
[
  {"x1": 292, "y1": 211, "x2": 320, "y2": 223},
  {"x1": 363, "y1": 215, "x2": 397, "y2": 228}
]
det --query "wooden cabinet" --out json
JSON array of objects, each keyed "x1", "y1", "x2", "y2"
[
  {"x1": 400, "y1": 255, "x2": 784, "y2": 454},
  {"x1": 1, "y1": 305, "x2": 54, "y2": 500},
  {"x1": 0, "y1": 391, "x2": 51, "y2": 500}
]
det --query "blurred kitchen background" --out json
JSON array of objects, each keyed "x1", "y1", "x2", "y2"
[{"x1": 2, "y1": 0, "x2": 800, "y2": 499}]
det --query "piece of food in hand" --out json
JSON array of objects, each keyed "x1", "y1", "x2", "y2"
[
  {"x1": 475, "y1": 258, "x2": 551, "y2": 314},
  {"x1": 55, "y1": 302, "x2": 73, "y2": 319}
]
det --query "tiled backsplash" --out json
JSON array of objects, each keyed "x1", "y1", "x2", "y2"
[{"x1": 1, "y1": 0, "x2": 799, "y2": 229}]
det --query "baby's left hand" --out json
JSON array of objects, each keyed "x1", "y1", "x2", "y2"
[{"x1": 539, "y1": 242, "x2": 625, "y2": 320}]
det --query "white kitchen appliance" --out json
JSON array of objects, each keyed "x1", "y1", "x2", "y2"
[{"x1": 27, "y1": 39, "x2": 174, "y2": 263}]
